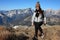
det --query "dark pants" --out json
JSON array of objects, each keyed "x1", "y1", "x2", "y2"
[{"x1": 34, "y1": 21, "x2": 43, "y2": 37}]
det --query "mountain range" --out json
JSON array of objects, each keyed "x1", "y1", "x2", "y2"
[{"x1": 0, "y1": 8, "x2": 60, "y2": 27}]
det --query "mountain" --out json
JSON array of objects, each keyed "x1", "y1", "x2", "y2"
[
  {"x1": 22, "y1": 9, "x2": 60, "y2": 26},
  {"x1": 45, "y1": 9, "x2": 60, "y2": 25},
  {"x1": 0, "y1": 8, "x2": 60, "y2": 26},
  {"x1": 0, "y1": 8, "x2": 33, "y2": 27},
  {"x1": 45, "y1": 9, "x2": 60, "y2": 17},
  {"x1": 0, "y1": 14, "x2": 3, "y2": 24}
]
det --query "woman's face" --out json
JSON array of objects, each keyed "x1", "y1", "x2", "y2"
[{"x1": 36, "y1": 7, "x2": 39, "y2": 10}]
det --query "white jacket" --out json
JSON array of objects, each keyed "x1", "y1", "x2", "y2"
[{"x1": 31, "y1": 12, "x2": 46, "y2": 25}]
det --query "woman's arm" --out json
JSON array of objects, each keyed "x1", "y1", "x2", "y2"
[
  {"x1": 31, "y1": 12, "x2": 35, "y2": 26},
  {"x1": 44, "y1": 17, "x2": 46, "y2": 24},
  {"x1": 43, "y1": 11, "x2": 46, "y2": 25}
]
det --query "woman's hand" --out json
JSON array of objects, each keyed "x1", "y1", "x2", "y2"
[
  {"x1": 43, "y1": 17, "x2": 46, "y2": 25},
  {"x1": 32, "y1": 23, "x2": 34, "y2": 26},
  {"x1": 43, "y1": 21, "x2": 46, "y2": 25}
]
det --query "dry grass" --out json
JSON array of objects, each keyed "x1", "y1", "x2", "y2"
[{"x1": 0, "y1": 25, "x2": 60, "y2": 40}]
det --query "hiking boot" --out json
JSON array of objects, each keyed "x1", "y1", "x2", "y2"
[
  {"x1": 33, "y1": 36, "x2": 38, "y2": 40},
  {"x1": 41, "y1": 34, "x2": 44, "y2": 39},
  {"x1": 39, "y1": 33, "x2": 44, "y2": 38}
]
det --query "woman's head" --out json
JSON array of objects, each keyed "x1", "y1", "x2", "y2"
[
  {"x1": 36, "y1": 2, "x2": 41, "y2": 10},
  {"x1": 35, "y1": 2, "x2": 43, "y2": 14}
]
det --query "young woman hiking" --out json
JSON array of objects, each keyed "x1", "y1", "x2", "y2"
[{"x1": 32, "y1": 2, "x2": 46, "y2": 40}]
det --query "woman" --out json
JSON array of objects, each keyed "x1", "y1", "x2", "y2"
[{"x1": 32, "y1": 2, "x2": 46, "y2": 39}]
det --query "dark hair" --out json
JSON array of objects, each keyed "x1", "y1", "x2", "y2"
[{"x1": 35, "y1": 6, "x2": 44, "y2": 18}]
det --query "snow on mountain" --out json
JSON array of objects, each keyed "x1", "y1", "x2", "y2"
[
  {"x1": 45, "y1": 9, "x2": 60, "y2": 18},
  {"x1": 0, "y1": 13, "x2": 4, "y2": 18},
  {"x1": 0, "y1": 8, "x2": 33, "y2": 26},
  {"x1": 45, "y1": 9, "x2": 55, "y2": 17},
  {"x1": 0, "y1": 8, "x2": 60, "y2": 26},
  {"x1": 45, "y1": 9, "x2": 60, "y2": 25},
  {"x1": 55, "y1": 10, "x2": 60, "y2": 16}
]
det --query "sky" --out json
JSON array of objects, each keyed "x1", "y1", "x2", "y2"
[{"x1": 0, "y1": 0, "x2": 60, "y2": 10}]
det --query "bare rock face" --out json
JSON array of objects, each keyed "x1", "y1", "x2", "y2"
[{"x1": 0, "y1": 25, "x2": 60, "y2": 40}]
